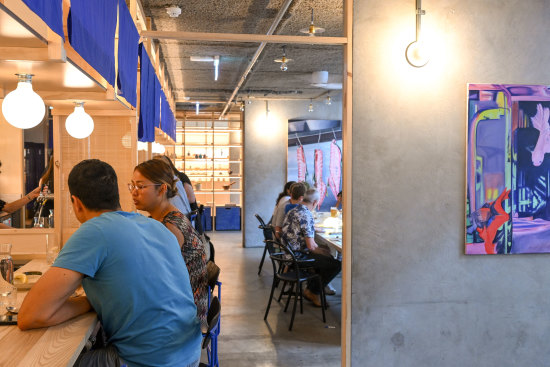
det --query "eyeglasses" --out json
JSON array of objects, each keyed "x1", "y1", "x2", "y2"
[{"x1": 127, "y1": 183, "x2": 161, "y2": 192}]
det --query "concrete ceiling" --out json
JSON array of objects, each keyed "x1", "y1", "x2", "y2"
[{"x1": 140, "y1": 0, "x2": 344, "y2": 109}]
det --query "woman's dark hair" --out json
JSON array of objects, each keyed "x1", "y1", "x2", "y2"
[
  {"x1": 134, "y1": 159, "x2": 178, "y2": 199},
  {"x1": 276, "y1": 181, "x2": 296, "y2": 205},
  {"x1": 153, "y1": 155, "x2": 188, "y2": 187},
  {"x1": 68, "y1": 159, "x2": 120, "y2": 211}
]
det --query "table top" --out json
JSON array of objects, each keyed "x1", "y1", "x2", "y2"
[
  {"x1": 0, "y1": 259, "x2": 98, "y2": 367},
  {"x1": 314, "y1": 212, "x2": 343, "y2": 253}
]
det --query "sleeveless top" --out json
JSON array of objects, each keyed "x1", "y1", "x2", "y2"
[{"x1": 162, "y1": 211, "x2": 208, "y2": 329}]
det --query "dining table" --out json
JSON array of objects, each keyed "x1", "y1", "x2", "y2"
[
  {"x1": 314, "y1": 211, "x2": 343, "y2": 253},
  {"x1": 0, "y1": 259, "x2": 98, "y2": 367}
]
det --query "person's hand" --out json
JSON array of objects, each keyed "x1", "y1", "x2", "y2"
[{"x1": 27, "y1": 186, "x2": 41, "y2": 200}]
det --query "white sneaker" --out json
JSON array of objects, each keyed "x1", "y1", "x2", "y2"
[{"x1": 324, "y1": 284, "x2": 336, "y2": 296}]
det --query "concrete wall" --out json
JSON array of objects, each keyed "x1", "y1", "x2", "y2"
[
  {"x1": 352, "y1": 0, "x2": 550, "y2": 365},
  {"x1": 243, "y1": 98, "x2": 342, "y2": 247}
]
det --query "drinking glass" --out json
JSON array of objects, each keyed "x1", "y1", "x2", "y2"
[
  {"x1": 46, "y1": 236, "x2": 59, "y2": 265},
  {"x1": 330, "y1": 207, "x2": 338, "y2": 218}
]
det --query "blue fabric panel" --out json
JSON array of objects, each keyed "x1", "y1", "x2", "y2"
[
  {"x1": 154, "y1": 78, "x2": 162, "y2": 128},
  {"x1": 160, "y1": 91, "x2": 169, "y2": 134},
  {"x1": 22, "y1": 0, "x2": 64, "y2": 40},
  {"x1": 117, "y1": 0, "x2": 139, "y2": 107},
  {"x1": 68, "y1": 0, "x2": 117, "y2": 85},
  {"x1": 215, "y1": 206, "x2": 241, "y2": 231},
  {"x1": 201, "y1": 207, "x2": 212, "y2": 232},
  {"x1": 138, "y1": 43, "x2": 155, "y2": 142}
]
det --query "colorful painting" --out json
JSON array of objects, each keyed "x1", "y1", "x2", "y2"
[{"x1": 466, "y1": 84, "x2": 550, "y2": 254}]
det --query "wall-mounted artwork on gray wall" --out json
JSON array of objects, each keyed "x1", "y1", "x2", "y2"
[{"x1": 467, "y1": 84, "x2": 550, "y2": 255}]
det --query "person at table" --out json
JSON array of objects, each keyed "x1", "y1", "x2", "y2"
[
  {"x1": 132, "y1": 158, "x2": 208, "y2": 330},
  {"x1": 284, "y1": 182, "x2": 307, "y2": 214},
  {"x1": 335, "y1": 191, "x2": 343, "y2": 210},
  {"x1": 0, "y1": 186, "x2": 41, "y2": 229},
  {"x1": 154, "y1": 155, "x2": 193, "y2": 215},
  {"x1": 273, "y1": 182, "x2": 305, "y2": 239},
  {"x1": 271, "y1": 181, "x2": 295, "y2": 221},
  {"x1": 282, "y1": 188, "x2": 341, "y2": 307},
  {"x1": 18, "y1": 159, "x2": 202, "y2": 367}
]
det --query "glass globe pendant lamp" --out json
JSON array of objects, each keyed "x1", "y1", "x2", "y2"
[
  {"x1": 65, "y1": 102, "x2": 94, "y2": 139},
  {"x1": 1, "y1": 74, "x2": 45, "y2": 129}
]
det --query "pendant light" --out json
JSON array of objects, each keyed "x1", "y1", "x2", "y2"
[
  {"x1": 65, "y1": 102, "x2": 94, "y2": 139},
  {"x1": 300, "y1": 9, "x2": 325, "y2": 36},
  {"x1": 308, "y1": 99, "x2": 314, "y2": 112},
  {"x1": 1, "y1": 74, "x2": 45, "y2": 129},
  {"x1": 326, "y1": 93, "x2": 332, "y2": 105}
]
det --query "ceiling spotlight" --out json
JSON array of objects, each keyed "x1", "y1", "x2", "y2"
[
  {"x1": 166, "y1": 5, "x2": 182, "y2": 18},
  {"x1": 195, "y1": 102, "x2": 200, "y2": 115},
  {"x1": 300, "y1": 9, "x2": 325, "y2": 36},
  {"x1": 308, "y1": 99, "x2": 314, "y2": 112},
  {"x1": 326, "y1": 94, "x2": 332, "y2": 105},
  {"x1": 274, "y1": 46, "x2": 293, "y2": 72}
]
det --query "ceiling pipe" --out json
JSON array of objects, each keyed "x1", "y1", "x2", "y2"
[{"x1": 219, "y1": 0, "x2": 294, "y2": 119}]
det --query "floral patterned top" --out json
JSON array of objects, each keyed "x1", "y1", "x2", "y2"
[
  {"x1": 162, "y1": 211, "x2": 208, "y2": 329},
  {"x1": 281, "y1": 204, "x2": 315, "y2": 253}
]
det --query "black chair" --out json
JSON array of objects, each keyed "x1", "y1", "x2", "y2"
[
  {"x1": 199, "y1": 296, "x2": 221, "y2": 367},
  {"x1": 263, "y1": 240, "x2": 326, "y2": 331},
  {"x1": 255, "y1": 214, "x2": 274, "y2": 275}
]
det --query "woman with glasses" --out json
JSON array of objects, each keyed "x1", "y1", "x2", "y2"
[{"x1": 130, "y1": 159, "x2": 208, "y2": 329}]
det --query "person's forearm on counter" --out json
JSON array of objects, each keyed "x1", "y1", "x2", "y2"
[
  {"x1": 18, "y1": 267, "x2": 91, "y2": 330},
  {"x1": 18, "y1": 296, "x2": 91, "y2": 330}
]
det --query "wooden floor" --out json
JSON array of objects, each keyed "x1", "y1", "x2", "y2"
[{"x1": 208, "y1": 231, "x2": 342, "y2": 367}]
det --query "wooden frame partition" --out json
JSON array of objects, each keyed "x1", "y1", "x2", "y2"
[{"x1": 342, "y1": 0, "x2": 352, "y2": 365}]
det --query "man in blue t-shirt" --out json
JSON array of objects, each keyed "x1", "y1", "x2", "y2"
[{"x1": 18, "y1": 159, "x2": 202, "y2": 367}]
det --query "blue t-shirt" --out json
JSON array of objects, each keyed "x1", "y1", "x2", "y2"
[
  {"x1": 285, "y1": 203, "x2": 299, "y2": 214},
  {"x1": 53, "y1": 211, "x2": 201, "y2": 367}
]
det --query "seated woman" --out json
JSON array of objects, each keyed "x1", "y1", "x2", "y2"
[{"x1": 131, "y1": 159, "x2": 208, "y2": 329}]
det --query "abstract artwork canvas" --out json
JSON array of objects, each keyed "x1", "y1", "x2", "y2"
[{"x1": 466, "y1": 84, "x2": 550, "y2": 254}]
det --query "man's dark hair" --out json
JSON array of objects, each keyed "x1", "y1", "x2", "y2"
[
  {"x1": 290, "y1": 182, "x2": 306, "y2": 200},
  {"x1": 68, "y1": 159, "x2": 120, "y2": 211}
]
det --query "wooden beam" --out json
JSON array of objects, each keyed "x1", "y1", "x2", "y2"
[
  {"x1": 51, "y1": 109, "x2": 136, "y2": 117},
  {"x1": 41, "y1": 91, "x2": 114, "y2": 101},
  {"x1": 0, "y1": 46, "x2": 65, "y2": 62},
  {"x1": 140, "y1": 30, "x2": 348, "y2": 45}
]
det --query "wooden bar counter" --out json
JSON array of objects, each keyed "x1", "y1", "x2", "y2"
[{"x1": 0, "y1": 259, "x2": 98, "y2": 367}]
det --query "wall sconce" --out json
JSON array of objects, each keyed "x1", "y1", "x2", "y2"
[
  {"x1": 65, "y1": 102, "x2": 94, "y2": 139},
  {"x1": 1, "y1": 74, "x2": 45, "y2": 129},
  {"x1": 265, "y1": 100, "x2": 270, "y2": 119},
  {"x1": 405, "y1": 0, "x2": 430, "y2": 67},
  {"x1": 308, "y1": 99, "x2": 314, "y2": 112}
]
